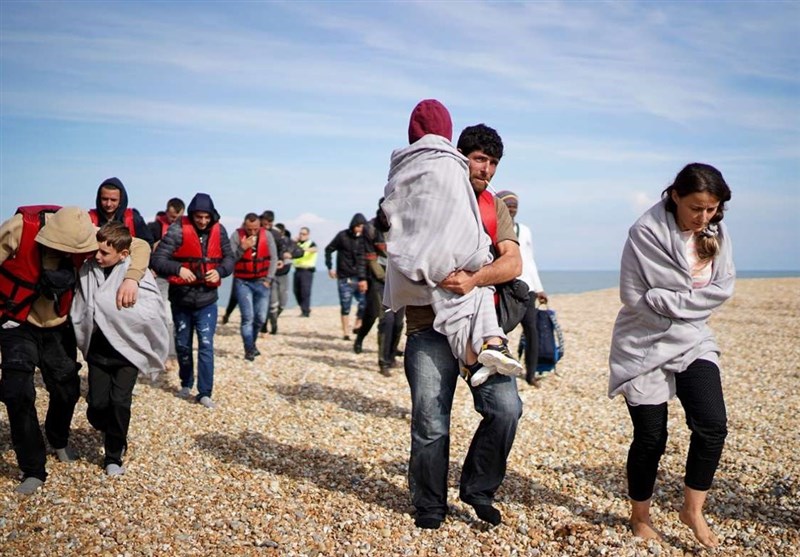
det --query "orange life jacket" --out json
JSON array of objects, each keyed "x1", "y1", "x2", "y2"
[
  {"x1": 88, "y1": 208, "x2": 136, "y2": 236},
  {"x1": 167, "y1": 216, "x2": 223, "y2": 288},
  {"x1": 156, "y1": 214, "x2": 172, "y2": 238},
  {"x1": 234, "y1": 228, "x2": 271, "y2": 279},
  {"x1": 0, "y1": 205, "x2": 75, "y2": 323}
]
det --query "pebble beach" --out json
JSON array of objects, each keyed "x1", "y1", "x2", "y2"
[{"x1": 0, "y1": 277, "x2": 798, "y2": 556}]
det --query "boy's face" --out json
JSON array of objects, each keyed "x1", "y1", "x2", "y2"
[{"x1": 95, "y1": 242, "x2": 129, "y2": 268}]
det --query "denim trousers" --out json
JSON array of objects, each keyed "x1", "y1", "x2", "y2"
[
  {"x1": 235, "y1": 277, "x2": 270, "y2": 352},
  {"x1": 0, "y1": 322, "x2": 80, "y2": 481},
  {"x1": 172, "y1": 303, "x2": 218, "y2": 399},
  {"x1": 405, "y1": 327, "x2": 523, "y2": 520},
  {"x1": 337, "y1": 277, "x2": 365, "y2": 317},
  {"x1": 626, "y1": 359, "x2": 728, "y2": 501}
]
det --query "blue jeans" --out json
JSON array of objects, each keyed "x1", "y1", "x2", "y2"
[
  {"x1": 337, "y1": 277, "x2": 365, "y2": 317},
  {"x1": 405, "y1": 327, "x2": 522, "y2": 521},
  {"x1": 235, "y1": 277, "x2": 270, "y2": 352},
  {"x1": 172, "y1": 303, "x2": 218, "y2": 400}
]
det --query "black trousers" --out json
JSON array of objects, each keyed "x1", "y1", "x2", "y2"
[
  {"x1": 626, "y1": 359, "x2": 728, "y2": 501},
  {"x1": 0, "y1": 322, "x2": 80, "y2": 481},
  {"x1": 293, "y1": 268, "x2": 314, "y2": 316},
  {"x1": 518, "y1": 297, "x2": 540, "y2": 383},
  {"x1": 86, "y1": 360, "x2": 138, "y2": 467}
]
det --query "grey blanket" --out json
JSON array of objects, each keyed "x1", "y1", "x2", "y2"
[
  {"x1": 72, "y1": 258, "x2": 169, "y2": 378},
  {"x1": 382, "y1": 134, "x2": 503, "y2": 359},
  {"x1": 608, "y1": 200, "x2": 735, "y2": 405}
]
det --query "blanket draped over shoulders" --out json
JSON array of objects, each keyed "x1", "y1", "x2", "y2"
[
  {"x1": 71, "y1": 259, "x2": 169, "y2": 379},
  {"x1": 381, "y1": 134, "x2": 492, "y2": 311},
  {"x1": 608, "y1": 200, "x2": 735, "y2": 405}
]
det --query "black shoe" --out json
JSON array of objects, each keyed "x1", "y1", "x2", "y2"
[
  {"x1": 221, "y1": 314, "x2": 230, "y2": 325},
  {"x1": 301, "y1": 312, "x2": 310, "y2": 317},
  {"x1": 253, "y1": 348, "x2": 261, "y2": 357},
  {"x1": 353, "y1": 340, "x2": 363, "y2": 354},
  {"x1": 343, "y1": 335, "x2": 350, "y2": 341},
  {"x1": 414, "y1": 516, "x2": 442, "y2": 529},
  {"x1": 394, "y1": 349, "x2": 404, "y2": 357},
  {"x1": 270, "y1": 326, "x2": 278, "y2": 335},
  {"x1": 244, "y1": 350, "x2": 256, "y2": 362},
  {"x1": 379, "y1": 363, "x2": 392, "y2": 377},
  {"x1": 472, "y1": 504, "x2": 502, "y2": 526}
]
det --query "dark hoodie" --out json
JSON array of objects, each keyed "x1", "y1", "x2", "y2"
[
  {"x1": 324, "y1": 213, "x2": 367, "y2": 280},
  {"x1": 150, "y1": 193, "x2": 235, "y2": 308},
  {"x1": 94, "y1": 177, "x2": 155, "y2": 246}
]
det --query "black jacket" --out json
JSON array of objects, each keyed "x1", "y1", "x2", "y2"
[
  {"x1": 150, "y1": 193, "x2": 235, "y2": 309},
  {"x1": 324, "y1": 213, "x2": 367, "y2": 280}
]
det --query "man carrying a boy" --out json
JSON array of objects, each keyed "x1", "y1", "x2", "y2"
[
  {"x1": 151, "y1": 193, "x2": 235, "y2": 409},
  {"x1": 0, "y1": 206, "x2": 149, "y2": 494},
  {"x1": 71, "y1": 222, "x2": 169, "y2": 476}
]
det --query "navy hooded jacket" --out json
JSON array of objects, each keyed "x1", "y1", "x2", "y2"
[{"x1": 93, "y1": 177, "x2": 155, "y2": 246}]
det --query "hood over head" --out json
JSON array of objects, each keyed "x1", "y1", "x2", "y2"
[
  {"x1": 96, "y1": 177, "x2": 129, "y2": 220},
  {"x1": 187, "y1": 193, "x2": 221, "y2": 224},
  {"x1": 35, "y1": 206, "x2": 99, "y2": 253},
  {"x1": 408, "y1": 99, "x2": 453, "y2": 144},
  {"x1": 349, "y1": 213, "x2": 367, "y2": 231}
]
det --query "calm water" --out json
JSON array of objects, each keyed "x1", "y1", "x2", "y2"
[{"x1": 217, "y1": 269, "x2": 798, "y2": 309}]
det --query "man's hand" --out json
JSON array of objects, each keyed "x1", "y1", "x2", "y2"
[
  {"x1": 242, "y1": 235, "x2": 257, "y2": 250},
  {"x1": 179, "y1": 267, "x2": 196, "y2": 283},
  {"x1": 439, "y1": 270, "x2": 478, "y2": 295},
  {"x1": 116, "y1": 278, "x2": 139, "y2": 310},
  {"x1": 357, "y1": 280, "x2": 368, "y2": 293},
  {"x1": 537, "y1": 291, "x2": 549, "y2": 304},
  {"x1": 276, "y1": 260, "x2": 285, "y2": 270},
  {"x1": 328, "y1": 269, "x2": 337, "y2": 279},
  {"x1": 205, "y1": 269, "x2": 220, "y2": 284}
]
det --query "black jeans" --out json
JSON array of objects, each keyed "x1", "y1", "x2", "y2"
[
  {"x1": 86, "y1": 360, "x2": 138, "y2": 467},
  {"x1": 293, "y1": 268, "x2": 314, "y2": 316},
  {"x1": 626, "y1": 359, "x2": 728, "y2": 501},
  {"x1": 518, "y1": 297, "x2": 539, "y2": 383},
  {"x1": 0, "y1": 322, "x2": 81, "y2": 481}
]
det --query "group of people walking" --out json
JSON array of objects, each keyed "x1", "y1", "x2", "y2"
[{"x1": 0, "y1": 98, "x2": 735, "y2": 549}]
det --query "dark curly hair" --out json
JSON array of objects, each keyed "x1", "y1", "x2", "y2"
[{"x1": 456, "y1": 124, "x2": 504, "y2": 159}]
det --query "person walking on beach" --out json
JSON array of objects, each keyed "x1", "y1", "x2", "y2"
[
  {"x1": 71, "y1": 222, "x2": 168, "y2": 476},
  {"x1": 386, "y1": 118, "x2": 523, "y2": 529},
  {"x1": 229, "y1": 212, "x2": 277, "y2": 360},
  {"x1": 353, "y1": 199, "x2": 405, "y2": 376},
  {"x1": 266, "y1": 223, "x2": 303, "y2": 334},
  {"x1": 88, "y1": 177, "x2": 154, "y2": 247},
  {"x1": 0, "y1": 206, "x2": 148, "y2": 494},
  {"x1": 151, "y1": 193, "x2": 235, "y2": 409},
  {"x1": 496, "y1": 190, "x2": 549, "y2": 385},
  {"x1": 292, "y1": 227, "x2": 317, "y2": 317},
  {"x1": 609, "y1": 163, "x2": 734, "y2": 548},
  {"x1": 325, "y1": 214, "x2": 368, "y2": 341}
]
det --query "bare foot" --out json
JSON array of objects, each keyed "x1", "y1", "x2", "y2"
[
  {"x1": 630, "y1": 517, "x2": 663, "y2": 541},
  {"x1": 679, "y1": 508, "x2": 719, "y2": 548}
]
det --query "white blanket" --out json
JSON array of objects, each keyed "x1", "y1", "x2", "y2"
[
  {"x1": 72, "y1": 258, "x2": 169, "y2": 378},
  {"x1": 382, "y1": 134, "x2": 503, "y2": 359},
  {"x1": 608, "y1": 201, "x2": 735, "y2": 405}
]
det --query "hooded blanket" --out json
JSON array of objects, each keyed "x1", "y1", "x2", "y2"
[
  {"x1": 382, "y1": 134, "x2": 503, "y2": 359},
  {"x1": 72, "y1": 258, "x2": 169, "y2": 378},
  {"x1": 608, "y1": 200, "x2": 735, "y2": 405}
]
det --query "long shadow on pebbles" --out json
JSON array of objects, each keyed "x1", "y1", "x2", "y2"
[{"x1": 269, "y1": 382, "x2": 409, "y2": 419}]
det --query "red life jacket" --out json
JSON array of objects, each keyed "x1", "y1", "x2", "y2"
[
  {"x1": 476, "y1": 190, "x2": 502, "y2": 307},
  {"x1": 0, "y1": 205, "x2": 75, "y2": 323},
  {"x1": 234, "y1": 228, "x2": 271, "y2": 279},
  {"x1": 156, "y1": 214, "x2": 172, "y2": 238},
  {"x1": 88, "y1": 208, "x2": 136, "y2": 236},
  {"x1": 167, "y1": 216, "x2": 224, "y2": 288}
]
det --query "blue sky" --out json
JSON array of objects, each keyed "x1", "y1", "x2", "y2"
[{"x1": 1, "y1": 1, "x2": 798, "y2": 270}]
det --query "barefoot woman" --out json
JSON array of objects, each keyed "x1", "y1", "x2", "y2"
[{"x1": 609, "y1": 163, "x2": 734, "y2": 547}]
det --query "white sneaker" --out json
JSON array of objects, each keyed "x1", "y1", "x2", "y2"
[
  {"x1": 199, "y1": 396, "x2": 216, "y2": 409},
  {"x1": 105, "y1": 464, "x2": 126, "y2": 476},
  {"x1": 469, "y1": 366, "x2": 494, "y2": 387},
  {"x1": 478, "y1": 344, "x2": 524, "y2": 377}
]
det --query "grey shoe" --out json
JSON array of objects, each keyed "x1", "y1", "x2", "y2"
[
  {"x1": 14, "y1": 477, "x2": 44, "y2": 495},
  {"x1": 198, "y1": 396, "x2": 216, "y2": 409},
  {"x1": 55, "y1": 446, "x2": 77, "y2": 463},
  {"x1": 178, "y1": 387, "x2": 191, "y2": 398},
  {"x1": 105, "y1": 464, "x2": 126, "y2": 476}
]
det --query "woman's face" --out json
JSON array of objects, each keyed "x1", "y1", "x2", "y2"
[{"x1": 671, "y1": 190, "x2": 720, "y2": 233}]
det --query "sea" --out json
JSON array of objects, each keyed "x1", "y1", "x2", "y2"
[{"x1": 216, "y1": 269, "x2": 799, "y2": 309}]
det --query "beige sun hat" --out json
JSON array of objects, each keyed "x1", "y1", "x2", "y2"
[{"x1": 35, "y1": 206, "x2": 98, "y2": 253}]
